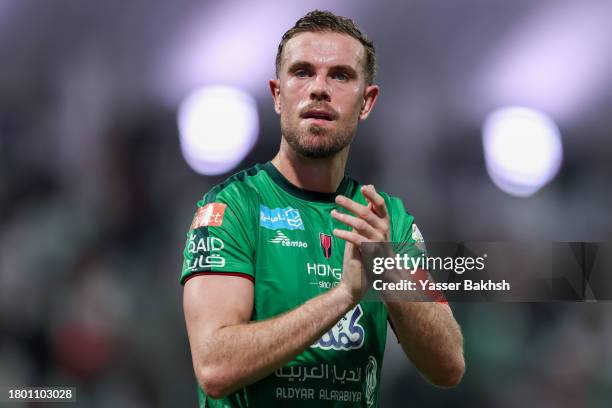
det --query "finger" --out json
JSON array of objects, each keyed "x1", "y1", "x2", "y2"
[
  {"x1": 361, "y1": 185, "x2": 388, "y2": 219},
  {"x1": 343, "y1": 239, "x2": 353, "y2": 253},
  {"x1": 335, "y1": 195, "x2": 389, "y2": 238},
  {"x1": 362, "y1": 187, "x2": 391, "y2": 239},
  {"x1": 333, "y1": 228, "x2": 367, "y2": 248},
  {"x1": 342, "y1": 240, "x2": 362, "y2": 260},
  {"x1": 335, "y1": 195, "x2": 383, "y2": 230},
  {"x1": 331, "y1": 210, "x2": 384, "y2": 241}
]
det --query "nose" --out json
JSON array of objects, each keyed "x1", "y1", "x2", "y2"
[{"x1": 310, "y1": 74, "x2": 331, "y2": 102}]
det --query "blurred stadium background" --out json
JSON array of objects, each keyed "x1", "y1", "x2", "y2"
[{"x1": 1, "y1": 0, "x2": 612, "y2": 406}]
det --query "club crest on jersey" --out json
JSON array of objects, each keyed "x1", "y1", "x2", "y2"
[
  {"x1": 260, "y1": 205, "x2": 304, "y2": 230},
  {"x1": 320, "y1": 233, "x2": 332, "y2": 259},
  {"x1": 312, "y1": 305, "x2": 365, "y2": 351}
]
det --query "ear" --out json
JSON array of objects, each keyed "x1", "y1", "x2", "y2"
[
  {"x1": 359, "y1": 84, "x2": 380, "y2": 120},
  {"x1": 269, "y1": 78, "x2": 281, "y2": 115}
]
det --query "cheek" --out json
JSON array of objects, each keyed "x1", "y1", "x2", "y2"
[
  {"x1": 278, "y1": 92, "x2": 293, "y2": 114},
  {"x1": 280, "y1": 80, "x2": 306, "y2": 110},
  {"x1": 284, "y1": 78, "x2": 309, "y2": 95},
  {"x1": 336, "y1": 91, "x2": 364, "y2": 119}
]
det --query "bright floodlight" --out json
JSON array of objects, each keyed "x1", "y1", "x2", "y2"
[
  {"x1": 178, "y1": 86, "x2": 258, "y2": 175},
  {"x1": 482, "y1": 107, "x2": 563, "y2": 197}
]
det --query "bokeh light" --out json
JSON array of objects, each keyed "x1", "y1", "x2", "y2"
[
  {"x1": 482, "y1": 106, "x2": 563, "y2": 197},
  {"x1": 177, "y1": 85, "x2": 259, "y2": 175}
]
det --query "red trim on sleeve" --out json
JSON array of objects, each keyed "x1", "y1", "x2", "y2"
[
  {"x1": 411, "y1": 268, "x2": 449, "y2": 303},
  {"x1": 183, "y1": 272, "x2": 254, "y2": 285}
]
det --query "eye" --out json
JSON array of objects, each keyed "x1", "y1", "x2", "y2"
[
  {"x1": 332, "y1": 72, "x2": 349, "y2": 81},
  {"x1": 295, "y1": 69, "x2": 310, "y2": 78}
]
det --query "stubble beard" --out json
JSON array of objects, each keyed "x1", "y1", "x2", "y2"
[{"x1": 281, "y1": 117, "x2": 357, "y2": 159}]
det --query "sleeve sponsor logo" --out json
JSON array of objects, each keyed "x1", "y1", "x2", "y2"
[
  {"x1": 184, "y1": 234, "x2": 226, "y2": 271},
  {"x1": 191, "y1": 203, "x2": 227, "y2": 229},
  {"x1": 260, "y1": 205, "x2": 304, "y2": 230},
  {"x1": 186, "y1": 254, "x2": 225, "y2": 271},
  {"x1": 311, "y1": 305, "x2": 365, "y2": 351},
  {"x1": 187, "y1": 235, "x2": 224, "y2": 253}
]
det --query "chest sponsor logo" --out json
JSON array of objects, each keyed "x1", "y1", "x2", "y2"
[
  {"x1": 260, "y1": 205, "x2": 304, "y2": 230},
  {"x1": 275, "y1": 363, "x2": 363, "y2": 385},
  {"x1": 274, "y1": 364, "x2": 364, "y2": 403},
  {"x1": 312, "y1": 305, "x2": 365, "y2": 351},
  {"x1": 191, "y1": 203, "x2": 226, "y2": 229},
  {"x1": 320, "y1": 233, "x2": 332, "y2": 259},
  {"x1": 269, "y1": 231, "x2": 308, "y2": 248},
  {"x1": 307, "y1": 263, "x2": 341, "y2": 280}
]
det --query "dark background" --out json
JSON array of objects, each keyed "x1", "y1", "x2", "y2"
[{"x1": 1, "y1": 1, "x2": 611, "y2": 407}]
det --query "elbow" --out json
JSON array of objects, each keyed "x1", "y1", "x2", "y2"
[
  {"x1": 195, "y1": 364, "x2": 236, "y2": 400},
  {"x1": 430, "y1": 355, "x2": 465, "y2": 388}
]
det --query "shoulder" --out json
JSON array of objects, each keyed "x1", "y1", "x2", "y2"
[
  {"x1": 198, "y1": 163, "x2": 266, "y2": 207},
  {"x1": 189, "y1": 164, "x2": 266, "y2": 231},
  {"x1": 373, "y1": 189, "x2": 419, "y2": 242},
  {"x1": 382, "y1": 193, "x2": 415, "y2": 221},
  {"x1": 345, "y1": 174, "x2": 416, "y2": 221}
]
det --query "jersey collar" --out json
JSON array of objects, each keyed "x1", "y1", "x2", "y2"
[{"x1": 262, "y1": 161, "x2": 352, "y2": 203}]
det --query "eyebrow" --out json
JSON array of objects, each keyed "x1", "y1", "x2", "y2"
[
  {"x1": 329, "y1": 65, "x2": 358, "y2": 78},
  {"x1": 286, "y1": 61, "x2": 313, "y2": 73},
  {"x1": 286, "y1": 61, "x2": 360, "y2": 79}
]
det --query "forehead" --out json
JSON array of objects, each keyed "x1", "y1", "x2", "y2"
[{"x1": 281, "y1": 31, "x2": 365, "y2": 71}]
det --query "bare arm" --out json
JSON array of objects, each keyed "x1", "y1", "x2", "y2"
[
  {"x1": 386, "y1": 301, "x2": 464, "y2": 387},
  {"x1": 331, "y1": 185, "x2": 465, "y2": 387},
  {"x1": 183, "y1": 265, "x2": 362, "y2": 399}
]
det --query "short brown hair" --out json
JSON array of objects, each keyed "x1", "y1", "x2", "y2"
[{"x1": 275, "y1": 10, "x2": 376, "y2": 84}]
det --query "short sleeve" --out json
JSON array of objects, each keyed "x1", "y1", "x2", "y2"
[
  {"x1": 180, "y1": 185, "x2": 258, "y2": 285},
  {"x1": 386, "y1": 196, "x2": 427, "y2": 258},
  {"x1": 386, "y1": 195, "x2": 449, "y2": 307}
]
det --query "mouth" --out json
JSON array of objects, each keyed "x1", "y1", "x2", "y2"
[{"x1": 300, "y1": 109, "x2": 336, "y2": 122}]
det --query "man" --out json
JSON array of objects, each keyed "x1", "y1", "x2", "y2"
[{"x1": 181, "y1": 10, "x2": 464, "y2": 407}]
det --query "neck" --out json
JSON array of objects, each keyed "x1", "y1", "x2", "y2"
[{"x1": 271, "y1": 139, "x2": 349, "y2": 193}]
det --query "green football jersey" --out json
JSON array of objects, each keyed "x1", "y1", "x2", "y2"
[{"x1": 180, "y1": 162, "x2": 425, "y2": 408}]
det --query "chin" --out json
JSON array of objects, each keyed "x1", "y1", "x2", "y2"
[
  {"x1": 307, "y1": 125, "x2": 330, "y2": 136},
  {"x1": 297, "y1": 140, "x2": 345, "y2": 159}
]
